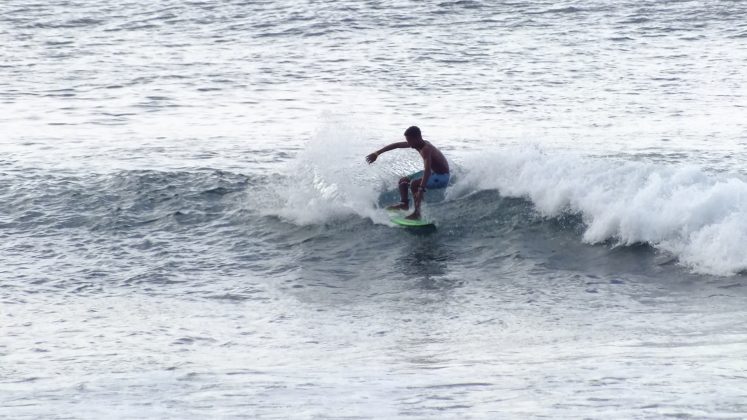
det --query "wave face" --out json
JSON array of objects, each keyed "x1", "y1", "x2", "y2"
[
  {"x1": 4, "y1": 143, "x2": 744, "y2": 294},
  {"x1": 271, "y1": 136, "x2": 747, "y2": 276},
  {"x1": 449, "y1": 147, "x2": 747, "y2": 275}
]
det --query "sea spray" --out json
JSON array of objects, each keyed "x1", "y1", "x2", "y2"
[{"x1": 275, "y1": 122, "x2": 394, "y2": 225}]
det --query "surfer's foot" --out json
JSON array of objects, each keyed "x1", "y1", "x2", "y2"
[
  {"x1": 405, "y1": 211, "x2": 421, "y2": 220},
  {"x1": 386, "y1": 202, "x2": 409, "y2": 211}
]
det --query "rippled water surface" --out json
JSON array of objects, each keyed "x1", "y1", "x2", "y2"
[{"x1": 2, "y1": 1, "x2": 747, "y2": 418}]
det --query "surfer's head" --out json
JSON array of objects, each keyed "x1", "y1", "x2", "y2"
[{"x1": 404, "y1": 126, "x2": 425, "y2": 148}]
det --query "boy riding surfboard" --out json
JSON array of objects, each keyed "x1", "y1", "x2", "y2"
[{"x1": 366, "y1": 126, "x2": 450, "y2": 220}]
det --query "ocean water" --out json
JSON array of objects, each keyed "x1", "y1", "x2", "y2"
[{"x1": 2, "y1": 0, "x2": 747, "y2": 418}]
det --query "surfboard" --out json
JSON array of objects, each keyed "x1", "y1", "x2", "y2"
[{"x1": 387, "y1": 210, "x2": 435, "y2": 228}]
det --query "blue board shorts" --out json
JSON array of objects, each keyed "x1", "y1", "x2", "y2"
[{"x1": 408, "y1": 170, "x2": 450, "y2": 189}]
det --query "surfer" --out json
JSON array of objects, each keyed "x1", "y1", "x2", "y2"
[{"x1": 366, "y1": 126, "x2": 450, "y2": 220}]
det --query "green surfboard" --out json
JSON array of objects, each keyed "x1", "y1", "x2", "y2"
[{"x1": 387, "y1": 210, "x2": 435, "y2": 228}]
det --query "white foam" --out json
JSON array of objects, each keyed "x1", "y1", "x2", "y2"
[
  {"x1": 450, "y1": 146, "x2": 747, "y2": 276},
  {"x1": 273, "y1": 121, "x2": 400, "y2": 226}
]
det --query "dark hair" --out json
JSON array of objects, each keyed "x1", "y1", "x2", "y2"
[{"x1": 404, "y1": 126, "x2": 421, "y2": 139}]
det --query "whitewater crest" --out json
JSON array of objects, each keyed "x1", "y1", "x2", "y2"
[{"x1": 450, "y1": 147, "x2": 747, "y2": 276}]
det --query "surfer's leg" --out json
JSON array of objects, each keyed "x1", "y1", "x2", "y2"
[
  {"x1": 410, "y1": 177, "x2": 422, "y2": 195},
  {"x1": 406, "y1": 178, "x2": 422, "y2": 219},
  {"x1": 386, "y1": 177, "x2": 411, "y2": 210},
  {"x1": 397, "y1": 176, "x2": 411, "y2": 205}
]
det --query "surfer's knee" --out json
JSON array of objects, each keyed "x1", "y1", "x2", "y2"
[{"x1": 399, "y1": 176, "x2": 410, "y2": 186}]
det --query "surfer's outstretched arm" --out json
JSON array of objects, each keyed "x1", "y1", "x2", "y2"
[{"x1": 366, "y1": 142, "x2": 409, "y2": 164}]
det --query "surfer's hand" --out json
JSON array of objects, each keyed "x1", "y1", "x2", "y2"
[{"x1": 365, "y1": 152, "x2": 378, "y2": 164}]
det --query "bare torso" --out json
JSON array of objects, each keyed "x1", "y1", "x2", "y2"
[{"x1": 419, "y1": 141, "x2": 449, "y2": 174}]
